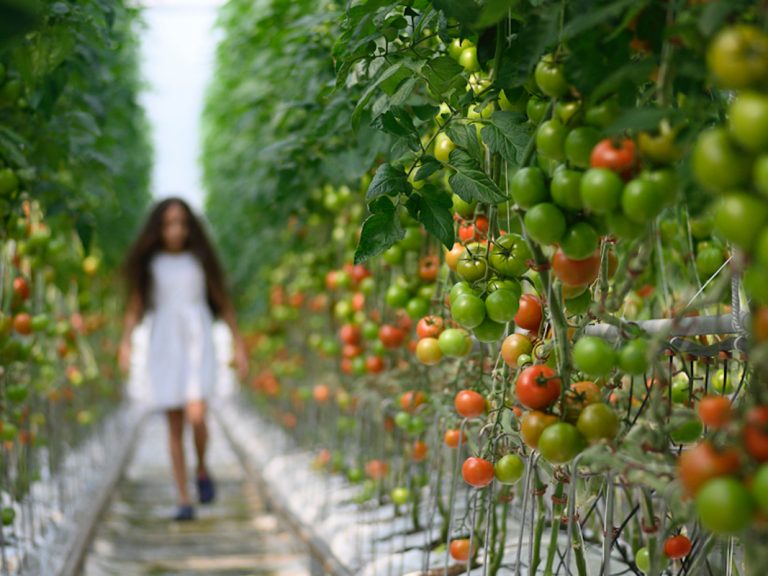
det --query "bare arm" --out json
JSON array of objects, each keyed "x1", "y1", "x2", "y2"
[
  {"x1": 118, "y1": 291, "x2": 142, "y2": 374},
  {"x1": 219, "y1": 294, "x2": 249, "y2": 381}
]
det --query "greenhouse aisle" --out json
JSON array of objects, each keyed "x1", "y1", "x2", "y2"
[{"x1": 80, "y1": 412, "x2": 311, "y2": 576}]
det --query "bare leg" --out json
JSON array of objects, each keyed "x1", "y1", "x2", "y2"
[
  {"x1": 167, "y1": 409, "x2": 191, "y2": 505},
  {"x1": 186, "y1": 400, "x2": 208, "y2": 477}
]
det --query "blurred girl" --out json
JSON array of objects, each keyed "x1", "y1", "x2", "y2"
[{"x1": 118, "y1": 197, "x2": 248, "y2": 521}]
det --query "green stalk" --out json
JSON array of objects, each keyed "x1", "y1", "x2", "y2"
[
  {"x1": 531, "y1": 471, "x2": 547, "y2": 574},
  {"x1": 544, "y1": 480, "x2": 566, "y2": 576},
  {"x1": 489, "y1": 499, "x2": 509, "y2": 575}
]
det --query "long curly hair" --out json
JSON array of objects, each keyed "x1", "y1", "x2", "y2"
[{"x1": 122, "y1": 197, "x2": 227, "y2": 318}]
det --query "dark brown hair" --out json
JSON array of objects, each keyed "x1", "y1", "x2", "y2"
[{"x1": 122, "y1": 197, "x2": 228, "y2": 318}]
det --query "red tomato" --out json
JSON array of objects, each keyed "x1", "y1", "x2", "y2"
[
  {"x1": 342, "y1": 344, "x2": 363, "y2": 358},
  {"x1": 745, "y1": 406, "x2": 768, "y2": 462},
  {"x1": 552, "y1": 249, "x2": 601, "y2": 287},
  {"x1": 444, "y1": 428, "x2": 468, "y2": 448},
  {"x1": 677, "y1": 441, "x2": 741, "y2": 496},
  {"x1": 365, "y1": 459, "x2": 389, "y2": 480},
  {"x1": 410, "y1": 440, "x2": 429, "y2": 462},
  {"x1": 590, "y1": 138, "x2": 637, "y2": 179},
  {"x1": 697, "y1": 395, "x2": 732, "y2": 429},
  {"x1": 13, "y1": 313, "x2": 32, "y2": 335},
  {"x1": 12, "y1": 277, "x2": 30, "y2": 300},
  {"x1": 516, "y1": 365, "x2": 561, "y2": 410},
  {"x1": 379, "y1": 324, "x2": 405, "y2": 348},
  {"x1": 663, "y1": 535, "x2": 692, "y2": 560},
  {"x1": 350, "y1": 264, "x2": 371, "y2": 284},
  {"x1": 419, "y1": 254, "x2": 440, "y2": 282},
  {"x1": 400, "y1": 390, "x2": 427, "y2": 413},
  {"x1": 514, "y1": 294, "x2": 543, "y2": 332},
  {"x1": 416, "y1": 315, "x2": 444, "y2": 339},
  {"x1": 462, "y1": 456, "x2": 494, "y2": 488},
  {"x1": 339, "y1": 323, "x2": 362, "y2": 345},
  {"x1": 449, "y1": 538, "x2": 475, "y2": 562},
  {"x1": 365, "y1": 355, "x2": 385, "y2": 374},
  {"x1": 454, "y1": 389, "x2": 486, "y2": 419}
]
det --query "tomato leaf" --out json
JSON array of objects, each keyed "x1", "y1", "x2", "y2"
[
  {"x1": 475, "y1": 0, "x2": 525, "y2": 29},
  {"x1": 422, "y1": 56, "x2": 465, "y2": 98},
  {"x1": 448, "y1": 149, "x2": 507, "y2": 204},
  {"x1": 495, "y1": 10, "x2": 559, "y2": 89},
  {"x1": 604, "y1": 107, "x2": 683, "y2": 135},
  {"x1": 366, "y1": 162, "x2": 411, "y2": 201},
  {"x1": 562, "y1": 0, "x2": 646, "y2": 41},
  {"x1": 412, "y1": 187, "x2": 455, "y2": 248},
  {"x1": 354, "y1": 208, "x2": 404, "y2": 264},
  {"x1": 353, "y1": 63, "x2": 409, "y2": 124},
  {"x1": 481, "y1": 111, "x2": 531, "y2": 167},
  {"x1": 415, "y1": 156, "x2": 442, "y2": 181},
  {"x1": 446, "y1": 123, "x2": 483, "y2": 164}
]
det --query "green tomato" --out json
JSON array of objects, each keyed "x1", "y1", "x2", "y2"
[
  {"x1": 538, "y1": 423, "x2": 586, "y2": 464},
  {"x1": 489, "y1": 233, "x2": 531, "y2": 277},
  {"x1": 669, "y1": 419, "x2": 704, "y2": 444},
  {"x1": 448, "y1": 38, "x2": 473, "y2": 60},
  {"x1": 713, "y1": 192, "x2": 768, "y2": 250},
  {"x1": 484, "y1": 289, "x2": 519, "y2": 323},
  {"x1": 535, "y1": 54, "x2": 569, "y2": 98},
  {"x1": 450, "y1": 281, "x2": 476, "y2": 302},
  {"x1": 394, "y1": 411, "x2": 411, "y2": 430},
  {"x1": 524, "y1": 203, "x2": 566, "y2": 245},
  {"x1": 550, "y1": 167, "x2": 583, "y2": 211},
  {"x1": 451, "y1": 293, "x2": 486, "y2": 329},
  {"x1": 401, "y1": 226, "x2": 423, "y2": 251},
  {"x1": 406, "y1": 297, "x2": 430, "y2": 319},
  {"x1": 696, "y1": 246, "x2": 726, "y2": 278},
  {"x1": 606, "y1": 212, "x2": 645, "y2": 240},
  {"x1": 386, "y1": 284, "x2": 411, "y2": 309},
  {"x1": 753, "y1": 463, "x2": 768, "y2": 514},
  {"x1": 0, "y1": 168, "x2": 19, "y2": 196},
  {"x1": 510, "y1": 167, "x2": 548, "y2": 209},
  {"x1": 709, "y1": 369, "x2": 734, "y2": 394},
  {"x1": 456, "y1": 254, "x2": 488, "y2": 283},
  {"x1": 635, "y1": 548, "x2": 650, "y2": 574},
  {"x1": 565, "y1": 288, "x2": 592, "y2": 315},
  {"x1": 472, "y1": 317, "x2": 507, "y2": 343},
  {"x1": 434, "y1": 132, "x2": 456, "y2": 163},
  {"x1": 728, "y1": 92, "x2": 768, "y2": 153},
  {"x1": 452, "y1": 194, "x2": 477, "y2": 218},
  {"x1": 556, "y1": 100, "x2": 582, "y2": 126},
  {"x1": 573, "y1": 336, "x2": 616, "y2": 376},
  {"x1": 391, "y1": 487, "x2": 411, "y2": 505},
  {"x1": 584, "y1": 97, "x2": 620, "y2": 128},
  {"x1": 618, "y1": 339, "x2": 649, "y2": 376},
  {"x1": 459, "y1": 46, "x2": 480, "y2": 72},
  {"x1": 526, "y1": 96, "x2": 548, "y2": 124},
  {"x1": 383, "y1": 244, "x2": 404, "y2": 265},
  {"x1": 536, "y1": 119, "x2": 568, "y2": 161},
  {"x1": 621, "y1": 178, "x2": 664, "y2": 224},
  {"x1": 560, "y1": 222, "x2": 599, "y2": 260},
  {"x1": 692, "y1": 128, "x2": 752, "y2": 194},
  {"x1": 696, "y1": 477, "x2": 755, "y2": 535},
  {"x1": 1, "y1": 507, "x2": 14, "y2": 527},
  {"x1": 498, "y1": 88, "x2": 528, "y2": 113},
  {"x1": 706, "y1": 25, "x2": 768, "y2": 90},
  {"x1": 641, "y1": 168, "x2": 679, "y2": 207},
  {"x1": 576, "y1": 403, "x2": 619, "y2": 442},
  {"x1": 565, "y1": 126, "x2": 600, "y2": 169},
  {"x1": 494, "y1": 454, "x2": 525, "y2": 485},
  {"x1": 755, "y1": 154, "x2": 768, "y2": 197},
  {"x1": 438, "y1": 328, "x2": 473, "y2": 357},
  {"x1": 580, "y1": 168, "x2": 623, "y2": 214}
]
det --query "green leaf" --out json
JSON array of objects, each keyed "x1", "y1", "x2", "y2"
[
  {"x1": 481, "y1": 111, "x2": 531, "y2": 167},
  {"x1": 448, "y1": 149, "x2": 507, "y2": 204},
  {"x1": 475, "y1": 0, "x2": 524, "y2": 29},
  {"x1": 415, "y1": 156, "x2": 442, "y2": 181},
  {"x1": 496, "y1": 10, "x2": 559, "y2": 89},
  {"x1": 431, "y1": 0, "x2": 480, "y2": 25},
  {"x1": 446, "y1": 122, "x2": 483, "y2": 164},
  {"x1": 405, "y1": 186, "x2": 455, "y2": 248},
  {"x1": 422, "y1": 56, "x2": 465, "y2": 97},
  {"x1": 366, "y1": 162, "x2": 411, "y2": 201},
  {"x1": 371, "y1": 108, "x2": 416, "y2": 138},
  {"x1": 562, "y1": 0, "x2": 646, "y2": 41},
  {"x1": 354, "y1": 209, "x2": 404, "y2": 264},
  {"x1": 353, "y1": 63, "x2": 408, "y2": 123}
]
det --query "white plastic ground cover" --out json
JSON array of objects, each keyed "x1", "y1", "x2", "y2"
[
  {"x1": 216, "y1": 397, "x2": 630, "y2": 576},
  {"x1": 1, "y1": 403, "x2": 144, "y2": 576}
]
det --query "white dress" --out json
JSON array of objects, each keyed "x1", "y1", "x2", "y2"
[{"x1": 141, "y1": 251, "x2": 217, "y2": 410}]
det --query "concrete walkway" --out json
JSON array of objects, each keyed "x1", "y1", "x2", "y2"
[{"x1": 80, "y1": 412, "x2": 311, "y2": 576}]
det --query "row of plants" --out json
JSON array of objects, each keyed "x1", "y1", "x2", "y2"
[
  {"x1": 0, "y1": 0, "x2": 152, "y2": 554},
  {"x1": 204, "y1": 0, "x2": 768, "y2": 574}
]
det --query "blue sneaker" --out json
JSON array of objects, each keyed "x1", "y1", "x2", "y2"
[
  {"x1": 197, "y1": 473, "x2": 215, "y2": 504},
  {"x1": 173, "y1": 504, "x2": 195, "y2": 522}
]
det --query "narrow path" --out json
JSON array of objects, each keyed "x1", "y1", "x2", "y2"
[{"x1": 80, "y1": 412, "x2": 311, "y2": 576}]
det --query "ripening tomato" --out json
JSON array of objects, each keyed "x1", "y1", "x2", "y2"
[
  {"x1": 410, "y1": 440, "x2": 428, "y2": 462},
  {"x1": 462, "y1": 456, "x2": 495, "y2": 488},
  {"x1": 13, "y1": 313, "x2": 32, "y2": 335},
  {"x1": 697, "y1": 395, "x2": 732, "y2": 429},
  {"x1": 501, "y1": 333, "x2": 533, "y2": 367},
  {"x1": 563, "y1": 380, "x2": 601, "y2": 420},
  {"x1": 706, "y1": 25, "x2": 768, "y2": 90},
  {"x1": 516, "y1": 365, "x2": 561, "y2": 410},
  {"x1": 365, "y1": 459, "x2": 389, "y2": 480},
  {"x1": 445, "y1": 242, "x2": 465, "y2": 271},
  {"x1": 416, "y1": 337, "x2": 443, "y2": 365},
  {"x1": 576, "y1": 403, "x2": 619, "y2": 442},
  {"x1": 400, "y1": 390, "x2": 427, "y2": 413},
  {"x1": 552, "y1": 249, "x2": 601, "y2": 287},
  {"x1": 366, "y1": 355, "x2": 385, "y2": 374},
  {"x1": 12, "y1": 277, "x2": 29, "y2": 300},
  {"x1": 514, "y1": 294, "x2": 542, "y2": 332},
  {"x1": 538, "y1": 422, "x2": 586, "y2": 463},
  {"x1": 590, "y1": 138, "x2": 636, "y2": 179},
  {"x1": 678, "y1": 441, "x2": 741, "y2": 496},
  {"x1": 455, "y1": 389, "x2": 486, "y2": 419},
  {"x1": 444, "y1": 428, "x2": 467, "y2": 448},
  {"x1": 663, "y1": 535, "x2": 692, "y2": 560},
  {"x1": 339, "y1": 324, "x2": 362, "y2": 346},
  {"x1": 449, "y1": 538, "x2": 476, "y2": 562}
]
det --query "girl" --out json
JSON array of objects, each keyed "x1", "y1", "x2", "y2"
[{"x1": 118, "y1": 197, "x2": 248, "y2": 521}]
